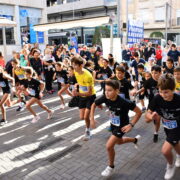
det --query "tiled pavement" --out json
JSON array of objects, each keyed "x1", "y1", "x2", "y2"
[{"x1": 0, "y1": 89, "x2": 179, "y2": 180}]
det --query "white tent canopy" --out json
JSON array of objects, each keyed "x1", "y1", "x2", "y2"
[
  {"x1": 34, "y1": 16, "x2": 110, "y2": 31},
  {"x1": 0, "y1": 17, "x2": 16, "y2": 27}
]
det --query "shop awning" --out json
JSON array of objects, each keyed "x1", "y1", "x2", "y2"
[{"x1": 34, "y1": 16, "x2": 110, "y2": 31}]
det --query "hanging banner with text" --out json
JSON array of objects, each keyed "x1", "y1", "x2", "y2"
[{"x1": 128, "y1": 20, "x2": 144, "y2": 44}]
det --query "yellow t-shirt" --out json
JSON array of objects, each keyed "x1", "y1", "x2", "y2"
[
  {"x1": 175, "y1": 81, "x2": 180, "y2": 94},
  {"x1": 74, "y1": 69, "x2": 95, "y2": 96},
  {"x1": 14, "y1": 67, "x2": 25, "y2": 80}
]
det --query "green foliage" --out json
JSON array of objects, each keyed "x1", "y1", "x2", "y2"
[
  {"x1": 150, "y1": 31, "x2": 164, "y2": 38},
  {"x1": 92, "y1": 26, "x2": 110, "y2": 45}
]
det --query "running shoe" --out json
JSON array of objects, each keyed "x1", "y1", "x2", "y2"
[
  {"x1": 0, "y1": 119, "x2": 7, "y2": 126},
  {"x1": 31, "y1": 115, "x2": 40, "y2": 123},
  {"x1": 175, "y1": 154, "x2": 180, "y2": 167},
  {"x1": 60, "y1": 104, "x2": 65, "y2": 109},
  {"x1": 101, "y1": 166, "x2": 114, "y2": 177},
  {"x1": 141, "y1": 107, "x2": 146, "y2": 113},
  {"x1": 164, "y1": 164, "x2": 175, "y2": 180},
  {"x1": 47, "y1": 110, "x2": 54, "y2": 120},
  {"x1": 82, "y1": 130, "x2": 91, "y2": 141},
  {"x1": 134, "y1": 135, "x2": 141, "y2": 149}
]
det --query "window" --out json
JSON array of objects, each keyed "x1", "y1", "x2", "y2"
[
  {"x1": 138, "y1": 9, "x2": 149, "y2": 23},
  {"x1": 155, "y1": 7, "x2": 165, "y2": 22},
  {"x1": 177, "y1": 10, "x2": 180, "y2": 25}
]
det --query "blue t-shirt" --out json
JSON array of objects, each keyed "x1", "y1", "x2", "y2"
[{"x1": 167, "y1": 50, "x2": 180, "y2": 62}]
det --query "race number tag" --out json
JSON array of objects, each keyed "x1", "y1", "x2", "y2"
[
  {"x1": 0, "y1": 81, "x2": 6, "y2": 87},
  {"x1": 162, "y1": 118, "x2": 178, "y2": 129},
  {"x1": 18, "y1": 74, "x2": 24, "y2": 80},
  {"x1": 102, "y1": 74, "x2": 108, "y2": 80},
  {"x1": 109, "y1": 111, "x2": 120, "y2": 126},
  {"x1": 57, "y1": 77, "x2": 65, "y2": 83},
  {"x1": 29, "y1": 88, "x2": 35, "y2": 96},
  {"x1": 79, "y1": 85, "x2": 88, "y2": 92}
]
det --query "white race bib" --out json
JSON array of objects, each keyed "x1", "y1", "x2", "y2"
[
  {"x1": 79, "y1": 85, "x2": 88, "y2": 92},
  {"x1": 0, "y1": 81, "x2": 6, "y2": 87},
  {"x1": 162, "y1": 118, "x2": 178, "y2": 129},
  {"x1": 29, "y1": 88, "x2": 35, "y2": 96},
  {"x1": 57, "y1": 77, "x2": 65, "y2": 83},
  {"x1": 109, "y1": 111, "x2": 120, "y2": 126}
]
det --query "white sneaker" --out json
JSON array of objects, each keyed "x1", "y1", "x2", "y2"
[
  {"x1": 101, "y1": 166, "x2": 114, "y2": 177},
  {"x1": 47, "y1": 110, "x2": 54, "y2": 120},
  {"x1": 175, "y1": 154, "x2": 180, "y2": 167},
  {"x1": 82, "y1": 130, "x2": 91, "y2": 141},
  {"x1": 60, "y1": 104, "x2": 65, "y2": 109},
  {"x1": 134, "y1": 135, "x2": 141, "y2": 149},
  {"x1": 164, "y1": 164, "x2": 175, "y2": 180},
  {"x1": 31, "y1": 115, "x2": 40, "y2": 123}
]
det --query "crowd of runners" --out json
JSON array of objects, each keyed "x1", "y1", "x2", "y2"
[{"x1": 0, "y1": 41, "x2": 179, "y2": 180}]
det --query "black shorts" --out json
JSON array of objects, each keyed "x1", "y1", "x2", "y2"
[
  {"x1": 111, "y1": 124, "x2": 125, "y2": 138},
  {"x1": 2, "y1": 88, "x2": 10, "y2": 94},
  {"x1": 79, "y1": 95, "x2": 96, "y2": 109},
  {"x1": 164, "y1": 128, "x2": 180, "y2": 146},
  {"x1": 139, "y1": 93, "x2": 144, "y2": 100}
]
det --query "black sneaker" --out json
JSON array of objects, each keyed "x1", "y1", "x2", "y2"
[
  {"x1": 0, "y1": 119, "x2": 7, "y2": 126},
  {"x1": 153, "y1": 134, "x2": 158, "y2": 143}
]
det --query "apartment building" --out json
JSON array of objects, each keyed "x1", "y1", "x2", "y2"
[
  {"x1": 46, "y1": 0, "x2": 117, "y2": 45},
  {"x1": 0, "y1": 0, "x2": 47, "y2": 58},
  {"x1": 46, "y1": 0, "x2": 180, "y2": 45}
]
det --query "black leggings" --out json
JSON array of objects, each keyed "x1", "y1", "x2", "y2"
[{"x1": 44, "y1": 70, "x2": 54, "y2": 91}]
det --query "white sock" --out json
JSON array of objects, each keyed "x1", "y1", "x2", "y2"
[
  {"x1": 154, "y1": 132, "x2": 158, "y2": 135},
  {"x1": 86, "y1": 128, "x2": 90, "y2": 132}
]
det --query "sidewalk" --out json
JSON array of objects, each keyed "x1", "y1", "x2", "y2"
[{"x1": 0, "y1": 92, "x2": 179, "y2": 180}]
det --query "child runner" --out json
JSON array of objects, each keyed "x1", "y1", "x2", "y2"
[
  {"x1": 0, "y1": 67, "x2": 15, "y2": 126},
  {"x1": 174, "y1": 66, "x2": 180, "y2": 95},
  {"x1": 12, "y1": 59, "x2": 28, "y2": 111},
  {"x1": 71, "y1": 56, "x2": 96, "y2": 141},
  {"x1": 136, "y1": 65, "x2": 162, "y2": 142},
  {"x1": 53, "y1": 62, "x2": 69, "y2": 109},
  {"x1": 145, "y1": 73, "x2": 180, "y2": 180},
  {"x1": 90, "y1": 80, "x2": 142, "y2": 177},
  {"x1": 24, "y1": 68, "x2": 54, "y2": 123}
]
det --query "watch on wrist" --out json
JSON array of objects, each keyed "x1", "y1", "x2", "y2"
[{"x1": 129, "y1": 122, "x2": 134, "y2": 127}]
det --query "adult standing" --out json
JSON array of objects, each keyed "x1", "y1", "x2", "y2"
[
  {"x1": 144, "y1": 42, "x2": 156, "y2": 61},
  {"x1": 167, "y1": 44, "x2": 180, "y2": 66}
]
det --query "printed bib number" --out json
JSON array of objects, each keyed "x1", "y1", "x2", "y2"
[
  {"x1": 0, "y1": 81, "x2": 6, "y2": 87},
  {"x1": 109, "y1": 111, "x2": 120, "y2": 126},
  {"x1": 18, "y1": 74, "x2": 24, "y2": 80},
  {"x1": 29, "y1": 88, "x2": 35, "y2": 96},
  {"x1": 57, "y1": 77, "x2": 65, "y2": 83},
  {"x1": 79, "y1": 85, "x2": 88, "y2": 92},
  {"x1": 102, "y1": 74, "x2": 108, "y2": 80},
  {"x1": 162, "y1": 118, "x2": 178, "y2": 129}
]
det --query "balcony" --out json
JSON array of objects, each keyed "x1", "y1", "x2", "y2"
[{"x1": 47, "y1": 0, "x2": 116, "y2": 14}]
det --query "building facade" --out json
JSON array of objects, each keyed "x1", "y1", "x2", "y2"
[
  {"x1": 46, "y1": 0, "x2": 117, "y2": 45},
  {"x1": 0, "y1": 0, "x2": 47, "y2": 59}
]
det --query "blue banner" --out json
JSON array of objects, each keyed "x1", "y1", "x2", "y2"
[
  {"x1": 128, "y1": 20, "x2": 144, "y2": 44},
  {"x1": 29, "y1": 24, "x2": 37, "y2": 43},
  {"x1": 69, "y1": 36, "x2": 78, "y2": 53},
  {"x1": 37, "y1": 32, "x2": 44, "y2": 43}
]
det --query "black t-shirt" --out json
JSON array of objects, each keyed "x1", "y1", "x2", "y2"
[
  {"x1": 0, "y1": 73, "x2": 10, "y2": 93},
  {"x1": 67, "y1": 75, "x2": 77, "y2": 91},
  {"x1": 97, "y1": 66, "x2": 113, "y2": 79},
  {"x1": 56, "y1": 70, "x2": 68, "y2": 84},
  {"x1": 29, "y1": 58, "x2": 43, "y2": 74},
  {"x1": 144, "y1": 47, "x2": 156, "y2": 61},
  {"x1": 26, "y1": 78, "x2": 41, "y2": 97},
  {"x1": 164, "y1": 67, "x2": 174, "y2": 74},
  {"x1": 113, "y1": 77, "x2": 134, "y2": 99},
  {"x1": 167, "y1": 50, "x2": 180, "y2": 62},
  {"x1": 95, "y1": 95, "x2": 136, "y2": 127},
  {"x1": 143, "y1": 77, "x2": 158, "y2": 103},
  {"x1": 148, "y1": 94, "x2": 180, "y2": 130}
]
